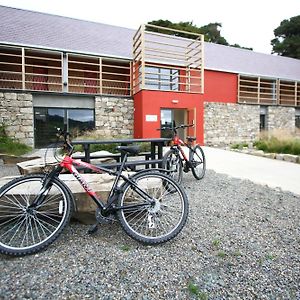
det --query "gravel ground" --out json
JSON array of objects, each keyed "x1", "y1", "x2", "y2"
[{"x1": 0, "y1": 164, "x2": 299, "y2": 299}]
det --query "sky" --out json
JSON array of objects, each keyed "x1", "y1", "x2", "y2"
[{"x1": 0, "y1": 0, "x2": 299, "y2": 54}]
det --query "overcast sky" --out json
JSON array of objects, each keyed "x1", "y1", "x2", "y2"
[{"x1": 0, "y1": 0, "x2": 299, "y2": 54}]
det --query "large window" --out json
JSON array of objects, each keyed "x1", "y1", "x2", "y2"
[
  {"x1": 34, "y1": 108, "x2": 95, "y2": 147},
  {"x1": 144, "y1": 67, "x2": 179, "y2": 91}
]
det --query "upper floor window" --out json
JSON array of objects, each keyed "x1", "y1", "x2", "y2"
[{"x1": 144, "y1": 67, "x2": 179, "y2": 91}]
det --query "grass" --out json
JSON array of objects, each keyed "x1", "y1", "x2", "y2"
[
  {"x1": 187, "y1": 281, "x2": 208, "y2": 300},
  {"x1": 0, "y1": 125, "x2": 32, "y2": 156},
  {"x1": 231, "y1": 142, "x2": 249, "y2": 150},
  {"x1": 120, "y1": 245, "x2": 131, "y2": 252},
  {"x1": 232, "y1": 130, "x2": 300, "y2": 155}
]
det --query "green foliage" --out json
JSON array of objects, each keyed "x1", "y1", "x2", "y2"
[
  {"x1": 0, "y1": 124, "x2": 31, "y2": 156},
  {"x1": 254, "y1": 136, "x2": 300, "y2": 155},
  {"x1": 147, "y1": 19, "x2": 253, "y2": 50},
  {"x1": 231, "y1": 142, "x2": 249, "y2": 150},
  {"x1": 271, "y1": 15, "x2": 300, "y2": 59},
  {"x1": 187, "y1": 281, "x2": 208, "y2": 300}
]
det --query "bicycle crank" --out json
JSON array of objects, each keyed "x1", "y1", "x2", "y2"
[{"x1": 95, "y1": 207, "x2": 116, "y2": 224}]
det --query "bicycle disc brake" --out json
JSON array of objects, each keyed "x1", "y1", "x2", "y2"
[{"x1": 95, "y1": 207, "x2": 115, "y2": 224}]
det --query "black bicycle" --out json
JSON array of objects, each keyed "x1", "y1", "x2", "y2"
[
  {"x1": 160, "y1": 124, "x2": 206, "y2": 184},
  {"x1": 0, "y1": 131, "x2": 189, "y2": 256}
]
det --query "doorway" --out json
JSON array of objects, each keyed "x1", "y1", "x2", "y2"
[{"x1": 160, "y1": 109, "x2": 187, "y2": 139}]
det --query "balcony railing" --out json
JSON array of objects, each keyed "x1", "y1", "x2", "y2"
[
  {"x1": 238, "y1": 75, "x2": 300, "y2": 107},
  {"x1": 0, "y1": 45, "x2": 131, "y2": 96},
  {"x1": 133, "y1": 24, "x2": 204, "y2": 94}
]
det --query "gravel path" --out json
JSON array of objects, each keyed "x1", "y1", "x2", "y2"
[{"x1": 0, "y1": 165, "x2": 299, "y2": 299}]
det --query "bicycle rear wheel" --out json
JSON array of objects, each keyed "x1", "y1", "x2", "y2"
[
  {"x1": 190, "y1": 145, "x2": 206, "y2": 180},
  {"x1": 117, "y1": 171, "x2": 189, "y2": 245},
  {"x1": 0, "y1": 174, "x2": 73, "y2": 256},
  {"x1": 162, "y1": 149, "x2": 183, "y2": 184}
]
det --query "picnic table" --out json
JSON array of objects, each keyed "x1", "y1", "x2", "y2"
[{"x1": 72, "y1": 138, "x2": 171, "y2": 170}]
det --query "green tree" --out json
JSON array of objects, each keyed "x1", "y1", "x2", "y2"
[
  {"x1": 271, "y1": 15, "x2": 300, "y2": 59},
  {"x1": 147, "y1": 19, "x2": 252, "y2": 50}
]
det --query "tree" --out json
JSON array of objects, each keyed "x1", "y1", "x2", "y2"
[
  {"x1": 271, "y1": 15, "x2": 300, "y2": 59},
  {"x1": 147, "y1": 20, "x2": 253, "y2": 50}
]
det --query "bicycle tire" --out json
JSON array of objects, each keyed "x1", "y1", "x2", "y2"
[
  {"x1": 162, "y1": 148, "x2": 183, "y2": 184},
  {"x1": 117, "y1": 171, "x2": 189, "y2": 245},
  {"x1": 0, "y1": 174, "x2": 73, "y2": 256},
  {"x1": 190, "y1": 145, "x2": 206, "y2": 180}
]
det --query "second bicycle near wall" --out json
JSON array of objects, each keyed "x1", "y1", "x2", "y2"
[{"x1": 159, "y1": 123, "x2": 206, "y2": 184}]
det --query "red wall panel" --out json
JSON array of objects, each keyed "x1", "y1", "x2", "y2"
[
  {"x1": 204, "y1": 70, "x2": 238, "y2": 103},
  {"x1": 133, "y1": 90, "x2": 204, "y2": 144}
]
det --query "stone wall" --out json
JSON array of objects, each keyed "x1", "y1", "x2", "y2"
[
  {"x1": 0, "y1": 92, "x2": 34, "y2": 147},
  {"x1": 267, "y1": 106, "x2": 295, "y2": 133},
  {"x1": 204, "y1": 102, "x2": 260, "y2": 146},
  {"x1": 95, "y1": 96, "x2": 134, "y2": 137}
]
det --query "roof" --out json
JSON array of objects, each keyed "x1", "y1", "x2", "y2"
[{"x1": 1, "y1": 5, "x2": 300, "y2": 81}]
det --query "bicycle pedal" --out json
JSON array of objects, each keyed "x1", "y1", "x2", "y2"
[{"x1": 87, "y1": 224, "x2": 98, "y2": 234}]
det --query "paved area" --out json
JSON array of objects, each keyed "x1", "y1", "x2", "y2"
[{"x1": 203, "y1": 146, "x2": 300, "y2": 196}]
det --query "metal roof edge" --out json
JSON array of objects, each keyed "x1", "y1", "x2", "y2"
[{"x1": 0, "y1": 41, "x2": 132, "y2": 61}]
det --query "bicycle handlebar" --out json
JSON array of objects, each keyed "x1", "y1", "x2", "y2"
[{"x1": 158, "y1": 124, "x2": 194, "y2": 131}]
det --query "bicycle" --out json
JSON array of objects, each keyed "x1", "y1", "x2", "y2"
[
  {"x1": 0, "y1": 130, "x2": 189, "y2": 256},
  {"x1": 160, "y1": 123, "x2": 206, "y2": 184}
]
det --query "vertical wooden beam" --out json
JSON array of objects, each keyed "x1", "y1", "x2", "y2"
[
  {"x1": 277, "y1": 79, "x2": 280, "y2": 105},
  {"x1": 237, "y1": 74, "x2": 240, "y2": 103},
  {"x1": 129, "y1": 61, "x2": 133, "y2": 96},
  {"x1": 99, "y1": 57, "x2": 102, "y2": 95},
  {"x1": 295, "y1": 81, "x2": 297, "y2": 106},
  {"x1": 140, "y1": 24, "x2": 146, "y2": 90},
  {"x1": 257, "y1": 77, "x2": 260, "y2": 104},
  {"x1": 21, "y1": 47, "x2": 25, "y2": 90},
  {"x1": 200, "y1": 34, "x2": 204, "y2": 94}
]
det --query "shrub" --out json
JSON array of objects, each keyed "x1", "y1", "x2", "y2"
[
  {"x1": 0, "y1": 136, "x2": 32, "y2": 156},
  {"x1": 254, "y1": 130, "x2": 300, "y2": 155}
]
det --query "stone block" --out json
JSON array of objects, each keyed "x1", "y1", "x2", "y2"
[
  {"x1": 283, "y1": 154, "x2": 298, "y2": 163},
  {"x1": 20, "y1": 107, "x2": 33, "y2": 114}
]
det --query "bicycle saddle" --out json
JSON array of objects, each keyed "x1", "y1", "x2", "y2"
[
  {"x1": 116, "y1": 145, "x2": 140, "y2": 155},
  {"x1": 187, "y1": 136, "x2": 196, "y2": 141}
]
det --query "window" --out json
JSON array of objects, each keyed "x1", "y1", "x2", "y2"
[
  {"x1": 34, "y1": 108, "x2": 95, "y2": 147},
  {"x1": 260, "y1": 106, "x2": 267, "y2": 131},
  {"x1": 144, "y1": 67, "x2": 179, "y2": 91},
  {"x1": 296, "y1": 116, "x2": 300, "y2": 129}
]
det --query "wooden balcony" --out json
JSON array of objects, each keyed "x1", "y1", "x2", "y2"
[
  {"x1": 133, "y1": 24, "x2": 204, "y2": 94},
  {"x1": 0, "y1": 45, "x2": 131, "y2": 97},
  {"x1": 238, "y1": 75, "x2": 300, "y2": 107}
]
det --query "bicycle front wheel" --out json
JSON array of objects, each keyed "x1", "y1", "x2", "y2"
[
  {"x1": 117, "y1": 172, "x2": 189, "y2": 245},
  {"x1": 0, "y1": 174, "x2": 73, "y2": 256},
  {"x1": 162, "y1": 149, "x2": 183, "y2": 184},
  {"x1": 190, "y1": 145, "x2": 206, "y2": 180}
]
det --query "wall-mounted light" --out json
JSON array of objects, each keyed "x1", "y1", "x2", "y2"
[{"x1": 171, "y1": 99, "x2": 179, "y2": 104}]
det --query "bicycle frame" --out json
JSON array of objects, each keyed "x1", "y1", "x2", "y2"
[
  {"x1": 172, "y1": 133, "x2": 193, "y2": 164},
  {"x1": 36, "y1": 153, "x2": 154, "y2": 214}
]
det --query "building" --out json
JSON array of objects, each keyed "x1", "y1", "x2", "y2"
[{"x1": 0, "y1": 5, "x2": 300, "y2": 148}]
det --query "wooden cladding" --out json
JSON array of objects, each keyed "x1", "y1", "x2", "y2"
[
  {"x1": 238, "y1": 75, "x2": 300, "y2": 107},
  {"x1": 133, "y1": 24, "x2": 204, "y2": 94},
  {"x1": 0, "y1": 45, "x2": 131, "y2": 96}
]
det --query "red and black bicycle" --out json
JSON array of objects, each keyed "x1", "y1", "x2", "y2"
[
  {"x1": 160, "y1": 123, "x2": 206, "y2": 184},
  {"x1": 0, "y1": 130, "x2": 188, "y2": 256}
]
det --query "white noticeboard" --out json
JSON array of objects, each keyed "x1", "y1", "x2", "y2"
[{"x1": 145, "y1": 115, "x2": 158, "y2": 122}]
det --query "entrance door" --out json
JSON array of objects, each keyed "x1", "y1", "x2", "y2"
[{"x1": 160, "y1": 108, "x2": 186, "y2": 139}]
